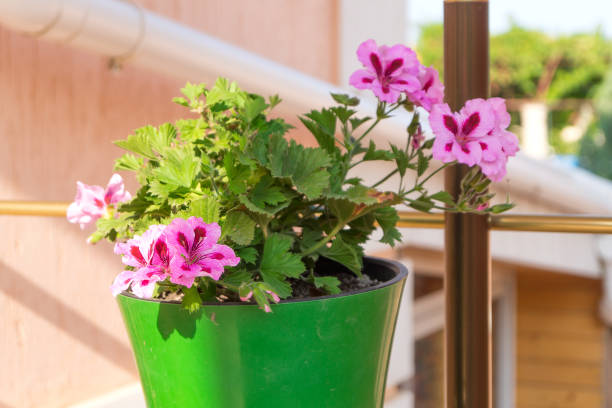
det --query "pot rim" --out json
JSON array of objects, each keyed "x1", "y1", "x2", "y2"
[{"x1": 118, "y1": 255, "x2": 409, "y2": 306}]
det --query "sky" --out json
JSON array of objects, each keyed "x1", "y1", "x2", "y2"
[{"x1": 408, "y1": 0, "x2": 612, "y2": 43}]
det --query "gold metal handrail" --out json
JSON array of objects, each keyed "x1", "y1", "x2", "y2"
[{"x1": 1, "y1": 200, "x2": 612, "y2": 234}]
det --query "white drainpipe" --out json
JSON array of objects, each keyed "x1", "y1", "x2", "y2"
[{"x1": 1, "y1": 0, "x2": 612, "y2": 214}]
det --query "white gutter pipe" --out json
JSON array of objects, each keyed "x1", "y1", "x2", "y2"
[{"x1": 1, "y1": 0, "x2": 611, "y2": 214}]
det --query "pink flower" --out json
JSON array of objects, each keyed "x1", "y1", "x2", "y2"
[
  {"x1": 67, "y1": 174, "x2": 131, "y2": 229},
  {"x1": 430, "y1": 99, "x2": 496, "y2": 166},
  {"x1": 240, "y1": 291, "x2": 253, "y2": 302},
  {"x1": 349, "y1": 39, "x2": 420, "y2": 103},
  {"x1": 164, "y1": 217, "x2": 240, "y2": 288},
  {"x1": 430, "y1": 98, "x2": 519, "y2": 182},
  {"x1": 111, "y1": 225, "x2": 171, "y2": 298},
  {"x1": 407, "y1": 65, "x2": 445, "y2": 111},
  {"x1": 488, "y1": 98, "x2": 519, "y2": 157}
]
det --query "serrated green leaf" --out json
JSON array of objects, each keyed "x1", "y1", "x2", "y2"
[
  {"x1": 180, "y1": 82, "x2": 206, "y2": 102},
  {"x1": 422, "y1": 138, "x2": 435, "y2": 150},
  {"x1": 176, "y1": 118, "x2": 207, "y2": 141},
  {"x1": 363, "y1": 140, "x2": 395, "y2": 161},
  {"x1": 189, "y1": 197, "x2": 220, "y2": 223},
  {"x1": 300, "y1": 109, "x2": 338, "y2": 156},
  {"x1": 260, "y1": 234, "x2": 305, "y2": 298},
  {"x1": 206, "y1": 78, "x2": 247, "y2": 108},
  {"x1": 244, "y1": 95, "x2": 268, "y2": 123},
  {"x1": 390, "y1": 144, "x2": 410, "y2": 177},
  {"x1": 313, "y1": 276, "x2": 342, "y2": 294},
  {"x1": 373, "y1": 207, "x2": 402, "y2": 246},
  {"x1": 417, "y1": 150, "x2": 429, "y2": 176},
  {"x1": 350, "y1": 116, "x2": 371, "y2": 130},
  {"x1": 114, "y1": 153, "x2": 143, "y2": 171},
  {"x1": 221, "y1": 267, "x2": 252, "y2": 286},
  {"x1": 152, "y1": 146, "x2": 199, "y2": 189},
  {"x1": 114, "y1": 129, "x2": 156, "y2": 159},
  {"x1": 319, "y1": 235, "x2": 362, "y2": 276},
  {"x1": 236, "y1": 247, "x2": 258, "y2": 265},
  {"x1": 181, "y1": 285, "x2": 202, "y2": 313},
  {"x1": 223, "y1": 211, "x2": 255, "y2": 245},
  {"x1": 331, "y1": 93, "x2": 360, "y2": 106},
  {"x1": 265, "y1": 135, "x2": 331, "y2": 199}
]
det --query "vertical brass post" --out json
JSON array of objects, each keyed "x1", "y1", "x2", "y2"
[{"x1": 443, "y1": 2, "x2": 492, "y2": 408}]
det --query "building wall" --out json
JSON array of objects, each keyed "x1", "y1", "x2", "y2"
[
  {"x1": 516, "y1": 268, "x2": 605, "y2": 408},
  {"x1": 0, "y1": 1, "x2": 338, "y2": 407}
]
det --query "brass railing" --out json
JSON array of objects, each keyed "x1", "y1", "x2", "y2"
[{"x1": 1, "y1": 201, "x2": 612, "y2": 234}]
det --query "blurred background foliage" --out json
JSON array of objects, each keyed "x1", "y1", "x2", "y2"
[{"x1": 416, "y1": 23, "x2": 612, "y2": 180}]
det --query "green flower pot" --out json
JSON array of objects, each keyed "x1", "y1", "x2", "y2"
[{"x1": 116, "y1": 256, "x2": 408, "y2": 408}]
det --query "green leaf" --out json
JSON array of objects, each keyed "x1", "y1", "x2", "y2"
[
  {"x1": 260, "y1": 234, "x2": 305, "y2": 298},
  {"x1": 430, "y1": 191, "x2": 455, "y2": 206},
  {"x1": 221, "y1": 267, "x2": 252, "y2": 286},
  {"x1": 374, "y1": 207, "x2": 402, "y2": 246},
  {"x1": 349, "y1": 116, "x2": 371, "y2": 130},
  {"x1": 206, "y1": 78, "x2": 247, "y2": 108},
  {"x1": 250, "y1": 175, "x2": 288, "y2": 208},
  {"x1": 176, "y1": 118, "x2": 207, "y2": 141},
  {"x1": 152, "y1": 146, "x2": 200, "y2": 189},
  {"x1": 268, "y1": 94, "x2": 282, "y2": 109},
  {"x1": 181, "y1": 285, "x2": 202, "y2": 313},
  {"x1": 363, "y1": 140, "x2": 395, "y2": 161},
  {"x1": 331, "y1": 93, "x2": 360, "y2": 106},
  {"x1": 488, "y1": 203, "x2": 515, "y2": 213},
  {"x1": 189, "y1": 197, "x2": 220, "y2": 223},
  {"x1": 114, "y1": 129, "x2": 156, "y2": 159},
  {"x1": 265, "y1": 135, "x2": 331, "y2": 199},
  {"x1": 417, "y1": 150, "x2": 429, "y2": 176},
  {"x1": 114, "y1": 153, "x2": 143, "y2": 171},
  {"x1": 180, "y1": 82, "x2": 206, "y2": 102},
  {"x1": 300, "y1": 109, "x2": 338, "y2": 156},
  {"x1": 223, "y1": 211, "x2": 255, "y2": 245},
  {"x1": 172, "y1": 97, "x2": 189, "y2": 107},
  {"x1": 390, "y1": 144, "x2": 410, "y2": 177},
  {"x1": 319, "y1": 235, "x2": 363, "y2": 276},
  {"x1": 313, "y1": 276, "x2": 342, "y2": 294},
  {"x1": 236, "y1": 247, "x2": 258, "y2": 265},
  {"x1": 327, "y1": 198, "x2": 357, "y2": 222},
  {"x1": 244, "y1": 95, "x2": 268, "y2": 123}
]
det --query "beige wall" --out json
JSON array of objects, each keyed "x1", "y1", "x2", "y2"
[{"x1": 0, "y1": 1, "x2": 338, "y2": 407}]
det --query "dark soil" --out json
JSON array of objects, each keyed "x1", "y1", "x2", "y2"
[{"x1": 156, "y1": 258, "x2": 382, "y2": 302}]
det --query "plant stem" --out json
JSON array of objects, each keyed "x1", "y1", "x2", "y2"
[
  {"x1": 302, "y1": 222, "x2": 345, "y2": 256},
  {"x1": 371, "y1": 168, "x2": 399, "y2": 189}
]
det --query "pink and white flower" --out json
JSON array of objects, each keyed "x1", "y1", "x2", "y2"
[
  {"x1": 407, "y1": 65, "x2": 445, "y2": 111},
  {"x1": 349, "y1": 39, "x2": 420, "y2": 103},
  {"x1": 67, "y1": 174, "x2": 131, "y2": 229},
  {"x1": 164, "y1": 217, "x2": 240, "y2": 288},
  {"x1": 430, "y1": 98, "x2": 519, "y2": 182},
  {"x1": 430, "y1": 99, "x2": 496, "y2": 166},
  {"x1": 111, "y1": 225, "x2": 170, "y2": 298}
]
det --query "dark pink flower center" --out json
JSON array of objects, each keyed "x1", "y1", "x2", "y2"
[
  {"x1": 177, "y1": 232, "x2": 190, "y2": 252},
  {"x1": 444, "y1": 115, "x2": 458, "y2": 135},
  {"x1": 462, "y1": 113, "x2": 480, "y2": 136},
  {"x1": 362, "y1": 77, "x2": 374, "y2": 84},
  {"x1": 384, "y1": 59, "x2": 404, "y2": 76},
  {"x1": 445, "y1": 142, "x2": 453, "y2": 152},
  {"x1": 480, "y1": 142, "x2": 488, "y2": 151},
  {"x1": 370, "y1": 53, "x2": 383, "y2": 76},
  {"x1": 94, "y1": 198, "x2": 105, "y2": 209},
  {"x1": 155, "y1": 240, "x2": 169, "y2": 265},
  {"x1": 210, "y1": 252, "x2": 225, "y2": 260},
  {"x1": 130, "y1": 246, "x2": 146, "y2": 265},
  {"x1": 194, "y1": 227, "x2": 207, "y2": 247},
  {"x1": 422, "y1": 77, "x2": 434, "y2": 92}
]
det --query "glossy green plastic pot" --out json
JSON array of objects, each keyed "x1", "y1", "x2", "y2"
[{"x1": 117, "y1": 256, "x2": 408, "y2": 408}]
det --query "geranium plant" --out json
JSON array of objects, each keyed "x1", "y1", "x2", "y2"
[{"x1": 68, "y1": 40, "x2": 518, "y2": 313}]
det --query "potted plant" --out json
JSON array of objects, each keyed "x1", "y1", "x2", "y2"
[{"x1": 67, "y1": 40, "x2": 517, "y2": 407}]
